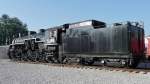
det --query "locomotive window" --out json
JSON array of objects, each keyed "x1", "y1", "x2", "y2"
[
  {"x1": 92, "y1": 20, "x2": 106, "y2": 28},
  {"x1": 36, "y1": 38, "x2": 41, "y2": 41},
  {"x1": 49, "y1": 30, "x2": 57, "y2": 37}
]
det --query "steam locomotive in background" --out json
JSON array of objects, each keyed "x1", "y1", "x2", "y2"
[{"x1": 8, "y1": 20, "x2": 145, "y2": 68}]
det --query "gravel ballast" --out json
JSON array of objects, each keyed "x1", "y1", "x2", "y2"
[{"x1": 0, "y1": 59, "x2": 150, "y2": 84}]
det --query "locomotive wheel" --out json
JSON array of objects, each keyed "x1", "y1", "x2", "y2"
[
  {"x1": 15, "y1": 50, "x2": 22, "y2": 61},
  {"x1": 22, "y1": 53, "x2": 28, "y2": 61},
  {"x1": 35, "y1": 51, "x2": 41, "y2": 62},
  {"x1": 27, "y1": 50, "x2": 33, "y2": 61},
  {"x1": 62, "y1": 57, "x2": 69, "y2": 64},
  {"x1": 38, "y1": 53, "x2": 45, "y2": 62},
  {"x1": 45, "y1": 56, "x2": 53, "y2": 63},
  {"x1": 80, "y1": 58, "x2": 94, "y2": 65},
  {"x1": 86, "y1": 61, "x2": 94, "y2": 65},
  {"x1": 31, "y1": 51, "x2": 38, "y2": 62},
  {"x1": 52, "y1": 57, "x2": 59, "y2": 63},
  {"x1": 80, "y1": 58, "x2": 85, "y2": 65},
  {"x1": 128, "y1": 58, "x2": 140, "y2": 68},
  {"x1": 88, "y1": 59, "x2": 94, "y2": 65}
]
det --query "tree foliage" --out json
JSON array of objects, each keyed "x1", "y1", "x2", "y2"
[{"x1": 0, "y1": 14, "x2": 28, "y2": 45}]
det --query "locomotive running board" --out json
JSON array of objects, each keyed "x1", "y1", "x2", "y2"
[{"x1": 63, "y1": 53, "x2": 132, "y2": 59}]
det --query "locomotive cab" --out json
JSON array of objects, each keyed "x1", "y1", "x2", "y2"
[{"x1": 44, "y1": 25, "x2": 67, "y2": 63}]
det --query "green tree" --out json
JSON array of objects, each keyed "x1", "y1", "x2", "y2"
[{"x1": 0, "y1": 14, "x2": 28, "y2": 45}]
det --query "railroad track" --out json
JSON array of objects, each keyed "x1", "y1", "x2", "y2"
[{"x1": 14, "y1": 60, "x2": 150, "y2": 74}]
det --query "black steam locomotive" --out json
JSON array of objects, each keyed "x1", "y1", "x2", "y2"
[{"x1": 8, "y1": 20, "x2": 145, "y2": 67}]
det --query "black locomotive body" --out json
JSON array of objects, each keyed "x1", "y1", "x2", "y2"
[{"x1": 8, "y1": 20, "x2": 145, "y2": 67}]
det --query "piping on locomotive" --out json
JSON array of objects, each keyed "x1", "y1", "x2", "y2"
[{"x1": 7, "y1": 20, "x2": 145, "y2": 68}]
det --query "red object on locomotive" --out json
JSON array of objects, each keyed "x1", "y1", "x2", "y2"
[{"x1": 145, "y1": 37, "x2": 150, "y2": 59}]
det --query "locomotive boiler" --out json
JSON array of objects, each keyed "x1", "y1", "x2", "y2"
[{"x1": 8, "y1": 20, "x2": 145, "y2": 68}]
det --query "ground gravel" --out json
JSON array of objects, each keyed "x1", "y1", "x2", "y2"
[{"x1": 0, "y1": 59, "x2": 150, "y2": 84}]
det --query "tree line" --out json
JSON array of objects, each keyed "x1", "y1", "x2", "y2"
[{"x1": 0, "y1": 14, "x2": 28, "y2": 45}]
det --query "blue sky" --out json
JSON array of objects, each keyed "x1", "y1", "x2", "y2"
[{"x1": 0, "y1": 0, "x2": 149, "y2": 35}]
